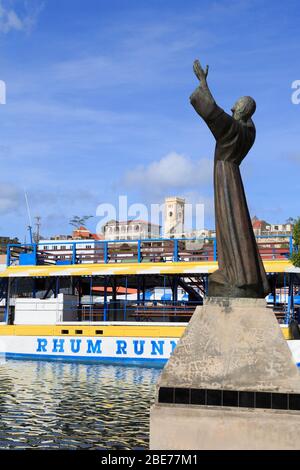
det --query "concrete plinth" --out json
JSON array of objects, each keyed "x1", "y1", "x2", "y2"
[
  {"x1": 150, "y1": 404, "x2": 300, "y2": 450},
  {"x1": 150, "y1": 298, "x2": 300, "y2": 449}
]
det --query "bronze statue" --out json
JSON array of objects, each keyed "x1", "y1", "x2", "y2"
[{"x1": 190, "y1": 59, "x2": 269, "y2": 298}]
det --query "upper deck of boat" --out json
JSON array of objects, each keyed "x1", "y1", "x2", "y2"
[{"x1": 0, "y1": 235, "x2": 295, "y2": 278}]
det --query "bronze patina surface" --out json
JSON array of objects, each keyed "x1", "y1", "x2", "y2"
[{"x1": 190, "y1": 60, "x2": 269, "y2": 298}]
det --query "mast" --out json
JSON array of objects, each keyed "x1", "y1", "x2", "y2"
[
  {"x1": 35, "y1": 216, "x2": 41, "y2": 243},
  {"x1": 24, "y1": 190, "x2": 33, "y2": 244}
]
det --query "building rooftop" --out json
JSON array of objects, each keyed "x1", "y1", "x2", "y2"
[{"x1": 104, "y1": 219, "x2": 161, "y2": 228}]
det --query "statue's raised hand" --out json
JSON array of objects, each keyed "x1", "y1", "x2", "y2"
[
  {"x1": 190, "y1": 58, "x2": 214, "y2": 106},
  {"x1": 193, "y1": 60, "x2": 209, "y2": 84}
]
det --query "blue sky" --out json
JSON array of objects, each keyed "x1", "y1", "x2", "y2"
[{"x1": 0, "y1": 0, "x2": 299, "y2": 240}]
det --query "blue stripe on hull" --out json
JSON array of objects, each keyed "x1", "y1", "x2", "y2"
[
  {"x1": 2, "y1": 353, "x2": 300, "y2": 369},
  {"x1": 3, "y1": 352, "x2": 166, "y2": 368}
]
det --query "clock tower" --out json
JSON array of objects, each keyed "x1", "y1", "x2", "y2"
[{"x1": 164, "y1": 197, "x2": 185, "y2": 238}]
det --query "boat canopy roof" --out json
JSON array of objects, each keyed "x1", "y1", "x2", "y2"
[{"x1": 0, "y1": 259, "x2": 294, "y2": 278}]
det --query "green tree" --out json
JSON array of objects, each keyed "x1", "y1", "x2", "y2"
[
  {"x1": 290, "y1": 217, "x2": 300, "y2": 267},
  {"x1": 69, "y1": 215, "x2": 93, "y2": 229}
]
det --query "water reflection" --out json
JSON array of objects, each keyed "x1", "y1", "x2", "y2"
[{"x1": 0, "y1": 360, "x2": 160, "y2": 449}]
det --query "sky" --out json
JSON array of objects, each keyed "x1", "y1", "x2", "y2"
[{"x1": 0, "y1": 0, "x2": 299, "y2": 240}]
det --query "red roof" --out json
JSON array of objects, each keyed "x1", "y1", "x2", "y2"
[
  {"x1": 72, "y1": 226, "x2": 104, "y2": 241},
  {"x1": 92, "y1": 233, "x2": 104, "y2": 240},
  {"x1": 252, "y1": 221, "x2": 263, "y2": 229}
]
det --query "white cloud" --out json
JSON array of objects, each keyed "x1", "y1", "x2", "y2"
[
  {"x1": 5, "y1": 100, "x2": 139, "y2": 126},
  {"x1": 52, "y1": 18, "x2": 216, "y2": 91},
  {"x1": 124, "y1": 152, "x2": 213, "y2": 197},
  {"x1": 0, "y1": 0, "x2": 43, "y2": 34},
  {"x1": 121, "y1": 152, "x2": 215, "y2": 228}
]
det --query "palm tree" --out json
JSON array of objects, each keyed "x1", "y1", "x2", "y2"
[{"x1": 69, "y1": 215, "x2": 93, "y2": 229}]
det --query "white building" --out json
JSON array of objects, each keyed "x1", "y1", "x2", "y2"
[
  {"x1": 185, "y1": 229, "x2": 216, "y2": 239},
  {"x1": 103, "y1": 220, "x2": 161, "y2": 241},
  {"x1": 164, "y1": 197, "x2": 185, "y2": 238},
  {"x1": 267, "y1": 223, "x2": 293, "y2": 234},
  {"x1": 38, "y1": 239, "x2": 97, "y2": 264}
]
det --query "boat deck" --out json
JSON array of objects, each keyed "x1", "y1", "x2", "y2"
[{"x1": 0, "y1": 259, "x2": 294, "y2": 278}]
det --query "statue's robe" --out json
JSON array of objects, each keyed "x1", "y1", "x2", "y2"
[{"x1": 190, "y1": 86, "x2": 269, "y2": 298}]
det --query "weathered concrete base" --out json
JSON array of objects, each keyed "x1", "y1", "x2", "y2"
[
  {"x1": 158, "y1": 298, "x2": 300, "y2": 392},
  {"x1": 150, "y1": 403, "x2": 300, "y2": 450},
  {"x1": 150, "y1": 298, "x2": 300, "y2": 449}
]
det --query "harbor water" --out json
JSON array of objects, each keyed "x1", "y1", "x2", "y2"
[{"x1": 0, "y1": 359, "x2": 161, "y2": 449}]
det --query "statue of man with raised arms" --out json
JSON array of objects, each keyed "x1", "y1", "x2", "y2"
[{"x1": 190, "y1": 59, "x2": 269, "y2": 298}]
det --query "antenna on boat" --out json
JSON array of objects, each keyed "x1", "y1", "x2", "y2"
[
  {"x1": 34, "y1": 216, "x2": 41, "y2": 243},
  {"x1": 24, "y1": 190, "x2": 33, "y2": 244}
]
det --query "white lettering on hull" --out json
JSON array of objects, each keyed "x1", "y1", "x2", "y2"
[{"x1": 0, "y1": 336, "x2": 179, "y2": 361}]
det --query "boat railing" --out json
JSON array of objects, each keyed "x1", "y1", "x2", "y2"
[
  {"x1": 80, "y1": 300, "x2": 198, "y2": 323},
  {"x1": 5, "y1": 235, "x2": 294, "y2": 267}
]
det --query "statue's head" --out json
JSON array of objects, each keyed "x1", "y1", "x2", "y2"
[{"x1": 231, "y1": 96, "x2": 256, "y2": 122}]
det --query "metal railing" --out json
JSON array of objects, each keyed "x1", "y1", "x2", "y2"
[
  {"x1": 6, "y1": 235, "x2": 294, "y2": 267},
  {"x1": 80, "y1": 300, "x2": 197, "y2": 323}
]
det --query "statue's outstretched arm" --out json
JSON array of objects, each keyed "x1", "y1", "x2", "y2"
[
  {"x1": 190, "y1": 59, "x2": 218, "y2": 121},
  {"x1": 192, "y1": 60, "x2": 215, "y2": 103},
  {"x1": 190, "y1": 59, "x2": 236, "y2": 139}
]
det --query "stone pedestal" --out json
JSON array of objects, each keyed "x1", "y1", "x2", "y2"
[
  {"x1": 150, "y1": 298, "x2": 300, "y2": 450},
  {"x1": 151, "y1": 404, "x2": 300, "y2": 450}
]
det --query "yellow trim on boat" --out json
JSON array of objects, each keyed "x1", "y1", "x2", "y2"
[
  {"x1": 0, "y1": 324, "x2": 186, "y2": 338},
  {"x1": 0, "y1": 259, "x2": 293, "y2": 278},
  {"x1": 0, "y1": 324, "x2": 291, "y2": 340},
  {"x1": 281, "y1": 325, "x2": 292, "y2": 340}
]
